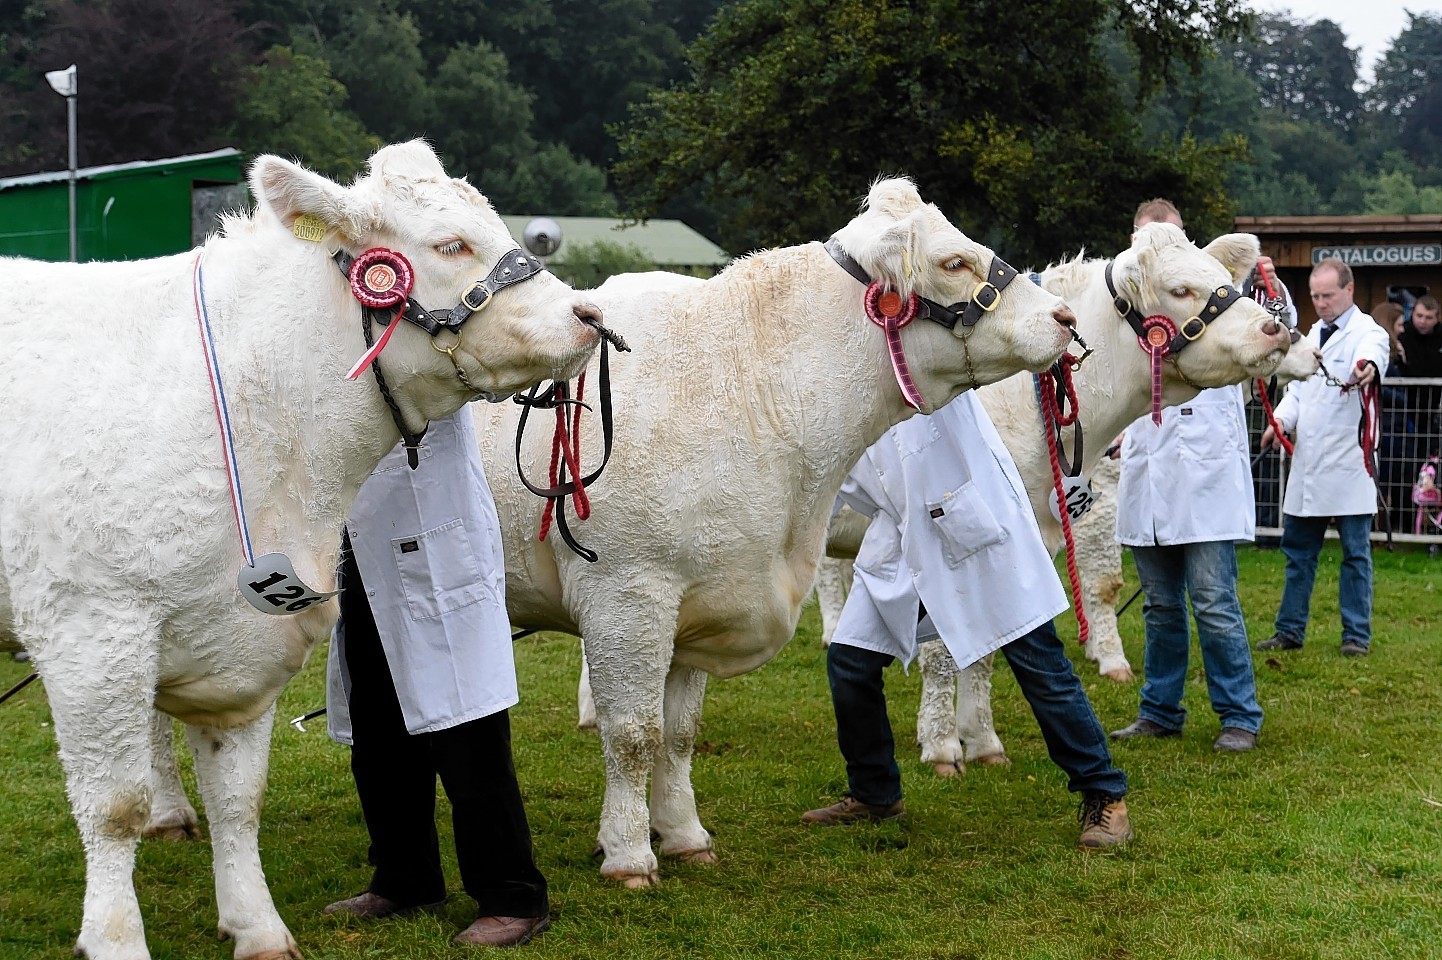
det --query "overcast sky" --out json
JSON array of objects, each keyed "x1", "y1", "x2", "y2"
[{"x1": 1257, "y1": 0, "x2": 1423, "y2": 84}]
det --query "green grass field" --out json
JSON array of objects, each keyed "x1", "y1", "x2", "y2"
[{"x1": 2, "y1": 544, "x2": 1441, "y2": 960}]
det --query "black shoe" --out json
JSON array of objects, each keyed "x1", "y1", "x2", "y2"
[
  {"x1": 1109, "y1": 718, "x2": 1180, "y2": 740},
  {"x1": 1213, "y1": 728, "x2": 1258, "y2": 752},
  {"x1": 1256, "y1": 634, "x2": 1303, "y2": 651},
  {"x1": 1340, "y1": 640, "x2": 1369, "y2": 657}
]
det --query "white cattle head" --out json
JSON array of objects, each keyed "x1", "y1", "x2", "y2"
[
  {"x1": 1108, "y1": 223, "x2": 1290, "y2": 388},
  {"x1": 830, "y1": 178, "x2": 1075, "y2": 411},
  {"x1": 249, "y1": 140, "x2": 602, "y2": 423}
]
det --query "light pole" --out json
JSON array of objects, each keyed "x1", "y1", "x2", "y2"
[{"x1": 44, "y1": 64, "x2": 78, "y2": 262}]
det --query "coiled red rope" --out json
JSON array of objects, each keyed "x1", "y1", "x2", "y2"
[
  {"x1": 538, "y1": 371, "x2": 591, "y2": 543},
  {"x1": 1252, "y1": 267, "x2": 1294, "y2": 455},
  {"x1": 1039, "y1": 354, "x2": 1088, "y2": 645}
]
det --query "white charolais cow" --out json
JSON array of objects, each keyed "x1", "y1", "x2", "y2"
[
  {"x1": 817, "y1": 224, "x2": 1315, "y2": 773},
  {"x1": 479, "y1": 178, "x2": 1077, "y2": 888},
  {"x1": 0, "y1": 141, "x2": 600, "y2": 960}
]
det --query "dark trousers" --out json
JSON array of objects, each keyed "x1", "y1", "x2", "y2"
[
  {"x1": 340, "y1": 548, "x2": 548, "y2": 918},
  {"x1": 827, "y1": 618, "x2": 1128, "y2": 805}
]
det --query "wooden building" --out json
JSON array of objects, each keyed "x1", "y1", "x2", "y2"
[{"x1": 1233, "y1": 214, "x2": 1441, "y2": 330}]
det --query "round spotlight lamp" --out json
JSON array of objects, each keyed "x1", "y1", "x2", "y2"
[{"x1": 523, "y1": 217, "x2": 563, "y2": 259}]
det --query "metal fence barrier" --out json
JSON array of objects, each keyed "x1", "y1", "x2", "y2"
[{"x1": 1249, "y1": 376, "x2": 1442, "y2": 545}]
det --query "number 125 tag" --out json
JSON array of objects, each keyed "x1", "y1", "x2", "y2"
[{"x1": 238, "y1": 553, "x2": 340, "y2": 616}]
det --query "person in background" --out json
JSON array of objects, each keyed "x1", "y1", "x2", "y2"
[
  {"x1": 1110, "y1": 199, "x2": 1271, "y2": 753},
  {"x1": 1371, "y1": 301, "x2": 1416, "y2": 531},
  {"x1": 1398, "y1": 295, "x2": 1442, "y2": 437},
  {"x1": 1258, "y1": 259, "x2": 1391, "y2": 657},
  {"x1": 323, "y1": 410, "x2": 551, "y2": 948}
]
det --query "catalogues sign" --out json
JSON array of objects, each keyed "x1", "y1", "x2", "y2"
[{"x1": 1311, "y1": 244, "x2": 1442, "y2": 267}]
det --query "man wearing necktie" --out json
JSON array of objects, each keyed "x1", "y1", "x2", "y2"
[{"x1": 1258, "y1": 258, "x2": 1391, "y2": 657}]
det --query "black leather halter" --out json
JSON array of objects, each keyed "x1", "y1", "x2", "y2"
[
  {"x1": 334, "y1": 247, "x2": 548, "y2": 467},
  {"x1": 823, "y1": 238, "x2": 1021, "y2": 329},
  {"x1": 1103, "y1": 260, "x2": 1246, "y2": 355}
]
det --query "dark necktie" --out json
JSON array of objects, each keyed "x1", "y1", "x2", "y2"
[{"x1": 1319, "y1": 323, "x2": 1336, "y2": 346}]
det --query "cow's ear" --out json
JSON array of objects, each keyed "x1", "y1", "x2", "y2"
[
  {"x1": 1109, "y1": 246, "x2": 1147, "y2": 307},
  {"x1": 250, "y1": 154, "x2": 367, "y2": 242},
  {"x1": 1203, "y1": 233, "x2": 1261, "y2": 288},
  {"x1": 853, "y1": 211, "x2": 925, "y2": 299}
]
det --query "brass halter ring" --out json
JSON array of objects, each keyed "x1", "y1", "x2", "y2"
[{"x1": 430, "y1": 330, "x2": 478, "y2": 391}]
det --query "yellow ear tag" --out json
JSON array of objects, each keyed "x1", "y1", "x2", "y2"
[{"x1": 292, "y1": 214, "x2": 327, "y2": 243}]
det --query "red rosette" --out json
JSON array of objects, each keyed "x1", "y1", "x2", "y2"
[
  {"x1": 349, "y1": 248, "x2": 414, "y2": 309},
  {"x1": 864, "y1": 281, "x2": 918, "y2": 328}
]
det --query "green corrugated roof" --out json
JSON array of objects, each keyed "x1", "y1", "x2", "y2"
[
  {"x1": 500, "y1": 215, "x2": 728, "y2": 268},
  {"x1": 0, "y1": 148, "x2": 242, "y2": 192}
]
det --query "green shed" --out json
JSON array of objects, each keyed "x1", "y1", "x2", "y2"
[{"x1": 0, "y1": 148, "x2": 246, "y2": 262}]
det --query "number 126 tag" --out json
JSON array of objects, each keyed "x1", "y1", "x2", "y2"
[{"x1": 238, "y1": 553, "x2": 340, "y2": 616}]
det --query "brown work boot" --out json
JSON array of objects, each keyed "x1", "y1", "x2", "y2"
[
  {"x1": 322, "y1": 890, "x2": 445, "y2": 919},
  {"x1": 454, "y1": 914, "x2": 551, "y2": 948},
  {"x1": 1077, "y1": 794, "x2": 1133, "y2": 851},
  {"x1": 801, "y1": 795, "x2": 905, "y2": 825}
]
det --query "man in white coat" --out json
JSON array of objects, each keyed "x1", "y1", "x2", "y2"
[
  {"x1": 1258, "y1": 257, "x2": 1391, "y2": 656},
  {"x1": 1110, "y1": 200, "x2": 1287, "y2": 753},
  {"x1": 802, "y1": 391, "x2": 1133, "y2": 850},
  {"x1": 323, "y1": 410, "x2": 551, "y2": 948}
]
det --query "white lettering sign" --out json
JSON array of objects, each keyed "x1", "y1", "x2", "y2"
[{"x1": 1311, "y1": 244, "x2": 1442, "y2": 267}]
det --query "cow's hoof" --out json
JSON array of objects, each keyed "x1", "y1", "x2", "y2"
[
  {"x1": 672, "y1": 847, "x2": 718, "y2": 865},
  {"x1": 615, "y1": 871, "x2": 659, "y2": 890},
  {"x1": 970, "y1": 753, "x2": 1011, "y2": 767},
  {"x1": 1101, "y1": 665, "x2": 1136, "y2": 683},
  {"x1": 144, "y1": 812, "x2": 200, "y2": 841},
  {"x1": 931, "y1": 761, "x2": 965, "y2": 777}
]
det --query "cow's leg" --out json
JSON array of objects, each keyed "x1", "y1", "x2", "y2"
[
  {"x1": 650, "y1": 664, "x2": 715, "y2": 863},
  {"x1": 34, "y1": 636, "x2": 156, "y2": 960},
  {"x1": 143, "y1": 710, "x2": 200, "y2": 841},
  {"x1": 955, "y1": 654, "x2": 1009, "y2": 765},
  {"x1": 814, "y1": 557, "x2": 852, "y2": 647},
  {"x1": 577, "y1": 647, "x2": 598, "y2": 731},
  {"x1": 916, "y1": 640, "x2": 965, "y2": 776},
  {"x1": 185, "y1": 707, "x2": 299, "y2": 960},
  {"x1": 1074, "y1": 458, "x2": 1134, "y2": 682},
  {"x1": 581, "y1": 602, "x2": 675, "y2": 889}
]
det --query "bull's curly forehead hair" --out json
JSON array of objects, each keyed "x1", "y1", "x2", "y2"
[{"x1": 1133, "y1": 197, "x2": 1182, "y2": 229}]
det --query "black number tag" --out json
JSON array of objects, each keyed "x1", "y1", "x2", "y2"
[{"x1": 238, "y1": 553, "x2": 340, "y2": 616}]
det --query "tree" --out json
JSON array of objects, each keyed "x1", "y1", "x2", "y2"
[
  {"x1": 0, "y1": 0, "x2": 253, "y2": 176},
  {"x1": 547, "y1": 239, "x2": 657, "y2": 288},
  {"x1": 1228, "y1": 13, "x2": 1362, "y2": 138},
  {"x1": 228, "y1": 46, "x2": 379, "y2": 181},
  {"x1": 1367, "y1": 12, "x2": 1442, "y2": 163},
  {"x1": 614, "y1": 0, "x2": 1249, "y2": 261}
]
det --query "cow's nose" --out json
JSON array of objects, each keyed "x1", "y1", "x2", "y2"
[
  {"x1": 574, "y1": 303, "x2": 605, "y2": 327},
  {"x1": 1052, "y1": 305, "x2": 1077, "y2": 329},
  {"x1": 1261, "y1": 317, "x2": 1282, "y2": 337}
]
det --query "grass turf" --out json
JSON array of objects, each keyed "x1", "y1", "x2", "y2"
[{"x1": 1, "y1": 544, "x2": 1440, "y2": 959}]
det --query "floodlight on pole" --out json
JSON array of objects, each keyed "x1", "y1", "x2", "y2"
[{"x1": 45, "y1": 64, "x2": 78, "y2": 262}]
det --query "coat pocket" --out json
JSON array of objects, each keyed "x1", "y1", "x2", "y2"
[
  {"x1": 926, "y1": 482, "x2": 1009, "y2": 568},
  {"x1": 392, "y1": 519, "x2": 489, "y2": 621}
]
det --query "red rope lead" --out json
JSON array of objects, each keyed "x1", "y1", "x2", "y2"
[
  {"x1": 538, "y1": 371, "x2": 592, "y2": 543},
  {"x1": 1256, "y1": 378, "x2": 1294, "y2": 456},
  {"x1": 1359, "y1": 369, "x2": 1381, "y2": 478},
  {"x1": 1039, "y1": 356, "x2": 1088, "y2": 645}
]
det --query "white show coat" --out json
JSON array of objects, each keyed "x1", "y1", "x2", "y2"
[
  {"x1": 327, "y1": 409, "x2": 517, "y2": 743},
  {"x1": 831, "y1": 391, "x2": 1067, "y2": 670},
  {"x1": 1273, "y1": 306, "x2": 1392, "y2": 517},
  {"x1": 1115, "y1": 385, "x2": 1255, "y2": 546}
]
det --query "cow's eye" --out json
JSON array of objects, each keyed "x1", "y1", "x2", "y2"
[
  {"x1": 1170, "y1": 287, "x2": 1192, "y2": 299},
  {"x1": 942, "y1": 257, "x2": 969, "y2": 273},
  {"x1": 436, "y1": 239, "x2": 468, "y2": 257}
]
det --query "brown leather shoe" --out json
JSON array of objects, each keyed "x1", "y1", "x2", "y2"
[
  {"x1": 454, "y1": 914, "x2": 551, "y2": 948},
  {"x1": 801, "y1": 795, "x2": 906, "y2": 825},
  {"x1": 1077, "y1": 795, "x2": 1133, "y2": 851},
  {"x1": 1109, "y1": 718, "x2": 1179, "y2": 740},
  {"x1": 322, "y1": 890, "x2": 444, "y2": 919}
]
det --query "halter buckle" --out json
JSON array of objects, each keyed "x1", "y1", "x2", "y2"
[
  {"x1": 1113, "y1": 295, "x2": 1132, "y2": 320},
  {"x1": 1181, "y1": 317, "x2": 1206, "y2": 341},
  {"x1": 971, "y1": 280, "x2": 1001, "y2": 312},
  {"x1": 461, "y1": 286, "x2": 493, "y2": 312}
]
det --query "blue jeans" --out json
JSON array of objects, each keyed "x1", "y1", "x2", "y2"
[
  {"x1": 1274, "y1": 513, "x2": 1373, "y2": 648},
  {"x1": 827, "y1": 619, "x2": 1127, "y2": 805},
  {"x1": 1131, "y1": 541, "x2": 1263, "y2": 734}
]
